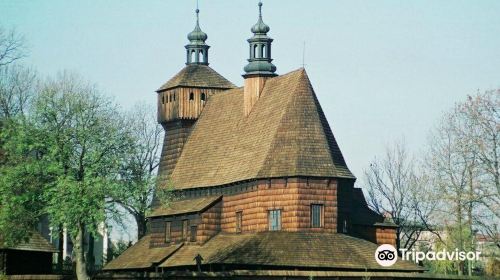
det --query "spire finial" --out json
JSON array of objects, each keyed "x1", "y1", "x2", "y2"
[
  {"x1": 258, "y1": 1, "x2": 263, "y2": 18},
  {"x1": 186, "y1": 0, "x2": 209, "y2": 65}
]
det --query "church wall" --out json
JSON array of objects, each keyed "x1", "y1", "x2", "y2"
[
  {"x1": 150, "y1": 213, "x2": 200, "y2": 247},
  {"x1": 199, "y1": 200, "x2": 222, "y2": 243},
  {"x1": 221, "y1": 178, "x2": 338, "y2": 233}
]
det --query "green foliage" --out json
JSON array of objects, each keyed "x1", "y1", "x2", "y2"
[
  {"x1": 0, "y1": 118, "x2": 53, "y2": 246},
  {"x1": 108, "y1": 239, "x2": 132, "y2": 261},
  {"x1": 32, "y1": 72, "x2": 134, "y2": 237}
]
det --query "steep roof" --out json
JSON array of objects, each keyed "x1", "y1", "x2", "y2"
[
  {"x1": 168, "y1": 68, "x2": 354, "y2": 190},
  {"x1": 148, "y1": 196, "x2": 221, "y2": 218},
  {"x1": 0, "y1": 231, "x2": 57, "y2": 253},
  {"x1": 157, "y1": 64, "x2": 235, "y2": 91},
  {"x1": 104, "y1": 235, "x2": 182, "y2": 270}
]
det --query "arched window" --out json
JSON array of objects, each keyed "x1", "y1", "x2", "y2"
[
  {"x1": 201, "y1": 93, "x2": 206, "y2": 101},
  {"x1": 189, "y1": 92, "x2": 194, "y2": 101},
  {"x1": 261, "y1": 44, "x2": 266, "y2": 58},
  {"x1": 199, "y1": 50, "x2": 203, "y2": 62},
  {"x1": 253, "y1": 44, "x2": 259, "y2": 58},
  {"x1": 191, "y1": 50, "x2": 196, "y2": 62},
  {"x1": 162, "y1": 94, "x2": 165, "y2": 104},
  {"x1": 173, "y1": 92, "x2": 176, "y2": 101},
  {"x1": 169, "y1": 94, "x2": 172, "y2": 102}
]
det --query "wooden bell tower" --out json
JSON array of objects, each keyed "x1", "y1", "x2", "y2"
[{"x1": 155, "y1": 8, "x2": 234, "y2": 190}]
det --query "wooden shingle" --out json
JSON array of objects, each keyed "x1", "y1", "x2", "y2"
[
  {"x1": 157, "y1": 64, "x2": 235, "y2": 92},
  {"x1": 167, "y1": 68, "x2": 354, "y2": 190}
]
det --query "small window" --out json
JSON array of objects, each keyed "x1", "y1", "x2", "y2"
[
  {"x1": 162, "y1": 94, "x2": 165, "y2": 104},
  {"x1": 268, "y1": 209, "x2": 281, "y2": 231},
  {"x1": 189, "y1": 92, "x2": 194, "y2": 101},
  {"x1": 342, "y1": 219, "x2": 348, "y2": 233},
  {"x1": 236, "y1": 211, "x2": 242, "y2": 233},
  {"x1": 201, "y1": 93, "x2": 206, "y2": 102},
  {"x1": 182, "y1": 220, "x2": 189, "y2": 240},
  {"x1": 165, "y1": 221, "x2": 171, "y2": 242},
  {"x1": 190, "y1": 226, "x2": 197, "y2": 242},
  {"x1": 311, "y1": 204, "x2": 324, "y2": 228},
  {"x1": 173, "y1": 92, "x2": 176, "y2": 101}
]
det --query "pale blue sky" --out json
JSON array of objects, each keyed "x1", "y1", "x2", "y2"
[{"x1": 2, "y1": 0, "x2": 500, "y2": 239}]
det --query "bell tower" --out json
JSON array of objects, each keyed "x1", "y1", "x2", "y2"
[
  {"x1": 155, "y1": 8, "x2": 234, "y2": 190},
  {"x1": 242, "y1": 1, "x2": 277, "y2": 116}
]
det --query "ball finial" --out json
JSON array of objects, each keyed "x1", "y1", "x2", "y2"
[
  {"x1": 258, "y1": 1, "x2": 262, "y2": 7},
  {"x1": 196, "y1": 8, "x2": 199, "y2": 14}
]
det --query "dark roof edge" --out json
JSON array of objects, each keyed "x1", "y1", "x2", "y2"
[
  {"x1": 147, "y1": 196, "x2": 222, "y2": 218},
  {"x1": 172, "y1": 175, "x2": 356, "y2": 191},
  {"x1": 156, "y1": 85, "x2": 235, "y2": 93}
]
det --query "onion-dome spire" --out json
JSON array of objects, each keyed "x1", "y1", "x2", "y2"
[
  {"x1": 187, "y1": 9, "x2": 208, "y2": 43},
  {"x1": 185, "y1": 8, "x2": 210, "y2": 65},
  {"x1": 243, "y1": 1, "x2": 277, "y2": 77},
  {"x1": 251, "y1": 2, "x2": 270, "y2": 34}
]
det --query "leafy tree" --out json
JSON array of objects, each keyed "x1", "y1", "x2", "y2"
[
  {"x1": 0, "y1": 118, "x2": 50, "y2": 246},
  {"x1": 427, "y1": 89, "x2": 499, "y2": 275},
  {"x1": 32, "y1": 72, "x2": 133, "y2": 280}
]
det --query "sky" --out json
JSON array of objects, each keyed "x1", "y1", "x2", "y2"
[{"x1": 2, "y1": 0, "x2": 500, "y2": 240}]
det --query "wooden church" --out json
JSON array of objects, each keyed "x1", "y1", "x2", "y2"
[{"x1": 102, "y1": 3, "x2": 428, "y2": 279}]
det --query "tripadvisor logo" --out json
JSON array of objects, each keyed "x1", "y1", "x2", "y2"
[
  {"x1": 375, "y1": 244, "x2": 398, "y2": 267},
  {"x1": 375, "y1": 244, "x2": 482, "y2": 266}
]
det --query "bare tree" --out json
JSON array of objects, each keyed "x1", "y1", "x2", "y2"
[
  {"x1": 426, "y1": 90, "x2": 500, "y2": 275},
  {"x1": 0, "y1": 65, "x2": 37, "y2": 119},
  {"x1": 113, "y1": 103, "x2": 163, "y2": 239},
  {"x1": 364, "y1": 140, "x2": 436, "y2": 250},
  {"x1": 0, "y1": 27, "x2": 27, "y2": 67}
]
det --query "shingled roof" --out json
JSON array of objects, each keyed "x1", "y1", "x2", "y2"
[
  {"x1": 157, "y1": 64, "x2": 235, "y2": 91},
  {"x1": 0, "y1": 231, "x2": 57, "y2": 253},
  {"x1": 104, "y1": 232, "x2": 423, "y2": 272},
  {"x1": 163, "y1": 232, "x2": 423, "y2": 271},
  {"x1": 148, "y1": 196, "x2": 221, "y2": 218},
  {"x1": 104, "y1": 236, "x2": 182, "y2": 270},
  {"x1": 168, "y1": 68, "x2": 354, "y2": 190}
]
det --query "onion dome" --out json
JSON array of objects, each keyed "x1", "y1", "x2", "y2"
[
  {"x1": 187, "y1": 9, "x2": 208, "y2": 43},
  {"x1": 251, "y1": 2, "x2": 270, "y2": 34}
]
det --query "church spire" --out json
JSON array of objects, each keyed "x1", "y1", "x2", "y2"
[
  {"x1": 243, "y1": 1, "x2": 277, "y2": 77},
  {"x1": 185, "y1": 8, "x2": 209, "y2": 65}
]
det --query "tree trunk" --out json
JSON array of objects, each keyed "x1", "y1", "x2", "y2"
[
  {"x1": 457, "y1": 201, "x2": 464, "y2": 276},
  {"x1": 57, "y1": 226, "x2": 64, "y2": 272},
  {"x1": 467, "y1": 166, "x2": 474, "y2": 277},
  {"x1": 87, "y1": 234, "x2": 95, "y2": 274},
  {"x1": 135, "y1": 213, "x2": 147, "y2": 239},
  {"x1": 73, "y1": 223, "x2": 89, "y2": 280}
]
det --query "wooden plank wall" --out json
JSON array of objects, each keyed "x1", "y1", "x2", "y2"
[
  {"x1": 199, "y1": 201, "x2": 222, "y2": 244},
  {"x1": 157, "y1": 87, "x2": 225, "y2": 123},
  {"x1": 243, "y1": 76, "x2": 268, "y2": 116},
  {"x1": 150, "y1": 213, "x2": 200, "y2": 247},
  {"x1": 221, "y1": 178, "x2": 337, "y2": 233},
  {"x1": 376, "y1": 227, "x2": 397, "y2": 246}
]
